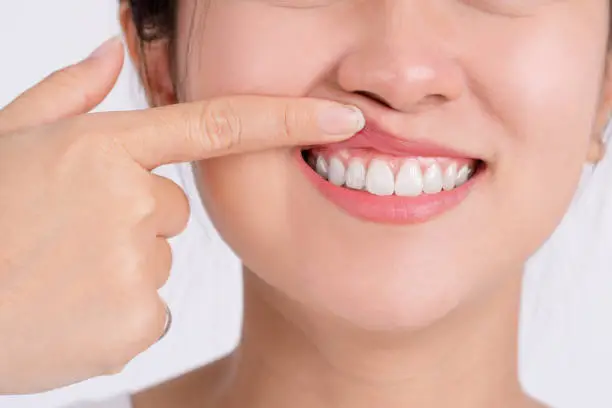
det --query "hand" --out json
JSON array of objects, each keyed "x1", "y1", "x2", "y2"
[{"x1": 0, "y1": 36, "x2": 364, "y2": 395}]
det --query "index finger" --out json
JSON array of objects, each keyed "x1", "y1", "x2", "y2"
[{"x1": 92, "y1": 95, "x2": 365, "y2": 170}]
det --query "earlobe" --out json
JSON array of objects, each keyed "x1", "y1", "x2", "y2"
[
  {"x1": 598, "y1": 55, "x2": 612, "y2": 125},
  {"x1": 586, "y1": 136, "x2": 606, "y2": 164},
  {"x1": 587, "y1": 55, "x2": 612, "y2": 163},
  {"x1": 118, "y1": 2, "x2": 177, "y2": 107}
]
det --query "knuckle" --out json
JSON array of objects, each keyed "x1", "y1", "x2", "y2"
[
  {"x1": 125, "y1": 178, "x2": 158, "y2": 221},
  {"x1": 170, "y1": 185, "x2": 191, "y2": 232},
  {"x1": 105, "y1": 297, "x2": 162, "y2": 369},
  {"x1": 111, "y1": 237, "x2": 171, "y2": 296},
  {"x1": 94, "y1": 300, "x2": 161, "y2": 372},
  {"x1": 109, "y1": 239, "x2": 150, "y2": 290},
  {"x1": 196, "y1": 99, "x2": 243, "y2": 152},
  {"x1": 130, "y1": 192, "x2": 157, "y2": 221},
  {"x1": 280, "y1": 103, "x2": 300, "y2": 141},
  {"x1": 150, "y1": 245, "x2": 172, "y2": 289},
  {"x1": 122, "y1": 297, "x2": 166, "y2": 349},
  {"x1": 280, "y1": 101, "x2": 311, "y2": 142},
  {"x1": 158, "y1": 240, "x2": 174, "y2": 273}
]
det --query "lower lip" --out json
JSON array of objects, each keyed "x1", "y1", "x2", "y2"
[{"x1": 294, "y1": 150, "x2": 481, "y2": 224}]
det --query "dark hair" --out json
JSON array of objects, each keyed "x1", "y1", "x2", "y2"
[{"x1": 127, "y1": 0, "x2": 176, "y2": 42}]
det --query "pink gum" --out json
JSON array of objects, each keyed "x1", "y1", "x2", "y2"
[{"x1": 310, "y1": 148, "x2": 475, "y2": 174}]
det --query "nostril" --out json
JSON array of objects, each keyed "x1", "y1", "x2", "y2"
[
  {"x1": 422, "y1": 94, "x2": 447, "y2": 107},
  {"x1": 354, "y1": 90, "x2": 393, "y2": 109},
  {"x1": 354, "y1": 90, "x2": 451, "y2": 113}
]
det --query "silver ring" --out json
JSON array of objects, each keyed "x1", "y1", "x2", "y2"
[{"x1": 158, "y1": 302, "x2": 173, "y2": 342}]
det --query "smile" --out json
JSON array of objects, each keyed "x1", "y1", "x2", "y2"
[
  {"x1": 306, "y1": 150, "x2": 477, "y2": 196},
  {"x1": 297, "y1": 123, "x2": 485, "y2": 224}
]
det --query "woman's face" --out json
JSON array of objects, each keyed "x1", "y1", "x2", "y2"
[{"x1": 164, "y1": 0, "x2": 611, "y2": 329}]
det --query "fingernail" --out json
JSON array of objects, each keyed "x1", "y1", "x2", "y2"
[
  {"x1": 318, "y1": 104, "x2": 365, "y2": 136},
  {"x1": 89, "y1": 36, "x2": 121, "y2": 60}
]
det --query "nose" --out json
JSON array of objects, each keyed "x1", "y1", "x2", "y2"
[{"x1": 335, "y1": 4, "x2": 465, "y2": 114}]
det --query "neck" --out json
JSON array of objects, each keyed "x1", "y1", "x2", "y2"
[{"x1": 219, "y1": 269, "x2": 534, "y2": 408}]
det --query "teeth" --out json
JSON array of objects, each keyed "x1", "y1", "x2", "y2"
[
  {"x1": 366, "y1": 159, "x2": 395, "y2": 196},
  {"x1": 456, "y1": 165, "x2": 471, "y2": 187},
  {"x1": 345, "y1": 159, "x2": 366, "y2": 190},
  {"x1": 309, "y1": 152, "x2": 477, "y2": 196},
  {"x1": 443, "y1": 162, "x2": 457, "y2": 191},
  {"x1": 423, "y1": 163, "x2": 443, "y2": 194},
  {"x1": 395, "y1": 159, "x2": 423, "y2": 197},
  {"x1": 328, "y1": 157, "x2": 346, "y2": 186},
  {"x1": 316, "y1": 156, "x2": 328, "y2": 179}
]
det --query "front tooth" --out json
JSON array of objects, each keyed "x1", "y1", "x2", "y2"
[
  {"x1": 328, "y1": 157, "x2": 346, "y2": 186},
  {"x1": 316, "y1": 156, "x2": 328, "y2": 179},
  {"x1": 345, "y1": 159, "x2": 366, "y2": 190},
  {"x1": 455, "y1": 165, "x2": 471, "y2": 187},
  {"x1": 423, "y1": 163, "x2": 443, "y2": 194},
  {"x1": 366, "y1": 159, "x2": 395, "y2": 196},
  {"x1": 395, "y1": 159, "x2": 423, "y2": 197},
  {"x1": 443, "y1": 163, "x2": 457, "y2": 191}
]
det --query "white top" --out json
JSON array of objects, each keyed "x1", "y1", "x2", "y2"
[{"x1": 65, "y1": 395, "x2": 133, "y2": 408}]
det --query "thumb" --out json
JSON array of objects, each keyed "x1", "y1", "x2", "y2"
[{"x1": 0, "y1": 36, "x2": 124, "y2": 134}]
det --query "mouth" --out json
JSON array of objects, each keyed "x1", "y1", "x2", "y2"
[
  {"x1": 302, "y1": 149, "x2": 484, "y2": 197},
  {"x1": 296, "y1": 124, "x2": 486, "y2": 224}
]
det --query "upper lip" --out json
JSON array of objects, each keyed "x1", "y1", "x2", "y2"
[{"x1": 326, "y1": 120, "x2": 478, "y2": 159}]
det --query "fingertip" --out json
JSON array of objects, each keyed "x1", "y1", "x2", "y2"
[
  {"x1": 317, "y1": 103, "x2": 365, "y2": 139},
  {"x1": 88, "y1": 35, "x2": 124, "y2": 61}
]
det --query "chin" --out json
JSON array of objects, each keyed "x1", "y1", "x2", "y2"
[
  {"x1": 194, "y1": 149, "x2": 546, "y2": 333},
  {"x1": 259, "y1": 248, "x2": 484, "y2": 332}
]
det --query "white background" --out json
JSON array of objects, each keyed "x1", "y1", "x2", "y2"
[{"x1": 2, "y1": 1, "x2": 612, "y2": 407}]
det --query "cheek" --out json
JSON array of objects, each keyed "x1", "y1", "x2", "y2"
[
  {"x1": 196, "y1": 151, "x2": 292, "y2": 243},
  {"x1": 463, "y1": 8, "x2": 607, "y2": 247},
  {"x1": 464, "y1": 3, "x2": 606, "y2": 149},
  {"x1": 196, "y1": 151, "x2": 345, "y2": 270},
  {"x1": 175, "y1": 0, "x2": 350, "y2": 99}
]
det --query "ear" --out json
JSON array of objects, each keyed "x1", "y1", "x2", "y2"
[
  {"x1": 588, "y1": 54, "x2": 612, "y2": 163},
  {"x1": 119, "y1": 2, "x2": 177, "y2": 107}
]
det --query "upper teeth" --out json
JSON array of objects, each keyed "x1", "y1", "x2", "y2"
[
  {"x1": 328, "y1": 157, "x2": 346, "y2": 186},
  {"x1": 312, "y1": 152, "x2": 474, "y2": 196},
  {"x1": 395, "y1": 159, "x2": 423, "y2": 197},
  {"x1": 345, "y1": 159, "x2": 367, "y2": 190},
  {"x1": 316, "y1": 156, "x2": 329, "y2": 179},
  {"x1": 366, "y1": 159, "x2": 395, "y2": 196}
]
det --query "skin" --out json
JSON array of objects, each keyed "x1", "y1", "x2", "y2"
[
  {"x1": 121, "y1": 0, "x2": 612, "y2": 407},
  {"x1": 0, "y1": 38, "x2": 360, "y2": 394}
]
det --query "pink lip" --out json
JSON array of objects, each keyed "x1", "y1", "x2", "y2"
[
  {"x1": 316, "y1": 122, "x2": 475, "y2": 159},
  {"x1": 296, "y1": 118, "x2": 482, "y2": 224},
  {"x1": 295, "y1": 150, "x2": 481, "y2": 225}
]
